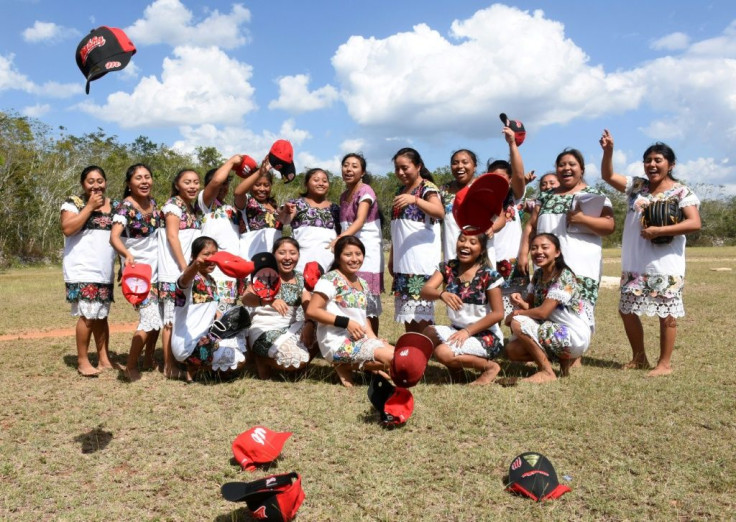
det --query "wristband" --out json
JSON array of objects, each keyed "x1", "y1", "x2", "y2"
[
  {"x1": 334, "y1": 315, "x2": 349, "y2": 329},
  {"x1": 439, "y1": 291, "x2": 446, "y2": 300}
]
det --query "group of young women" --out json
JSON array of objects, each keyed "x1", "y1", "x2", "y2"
[{"x1": 60, "y1": 127, "x2": 701, "y2": 385}]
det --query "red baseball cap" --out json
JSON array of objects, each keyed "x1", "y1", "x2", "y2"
[
  {"x1": 390, "y1": 332, "x2": 434, "y2": 388},
  {"x1": 269, "y1": 140, "x2": 296, "y2": 183},
  {"x1": 75, "y1": 26, "x2": 136, "y2": 95},
  {"x1": 384, "y1": 387, "x2": 414, "y2": 426},
  {"x1": 499, "y1": 112, "x2": 526, "y2": 146},
  {"x1": 234, "y1": 155, "x2": 258, "y2": 178},
  {"x1": 453, "y1": 173, "x2": 510, "y2": 235},
  {"x1": 232, "y1": 426, "x2": 293, "y2": 471},
  {"x1": 209, "y1": 251, "x2": 255, "y2": 279},
  {"x1": 221, "y1": 472, "x2": 305, "y2": 521},
  {"x1": 302, "y1": 261, "x2": 324, "y2": 292},
  {"x1": 121, "y1": 263, "x2": 151, "y2": 306}
]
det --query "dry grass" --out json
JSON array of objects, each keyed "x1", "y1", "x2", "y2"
[{"x1": 1, "y1": 248, "x2": 735, "y2": 520}]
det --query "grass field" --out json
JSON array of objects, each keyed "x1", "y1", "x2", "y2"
[{"x1": 1, "y1": 247, "x2": 735, "y2": 520}]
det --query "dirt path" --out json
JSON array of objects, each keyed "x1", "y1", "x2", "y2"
[{"x1": 0, "y1": 322, "x2": 137, "y2": 342}]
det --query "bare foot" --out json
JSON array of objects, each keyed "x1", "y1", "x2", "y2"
[
  {"x1": 78, "y1": 363, "x2": 101, "y2": 377},
  {"x1": 448, "y1": 368, "x2": 467, "y2": 384},
  {"x1": 570, "y1": 358, "x2": 582, "y2": 368},
  {"x1": 124, "y1": 368, "x2": 141, "y2": 382},
  {"x1": 335, "y1": 365, "x2": 354, "y2": 387},
  {"x1": 521, "y1": 370, "x2": 557, "y2": 384},
  {"x1": 142, "y1": 359, "x2": 159, "y2": 372},
  {"x1": 163, "y1": 365, "x2": 186, "y2": 380},
  {"x1": 646, "y1": 365, "x2": 672, "y2": 377},
  {"x1": 470, "y1": 364, "x2": 501, "y2": 386},
  {"x1": 559, "y1": 358, "x2": 577, "y2": 377},
  {"x1": 623, "y1": 359, "x2": 650, "y2": 370}
]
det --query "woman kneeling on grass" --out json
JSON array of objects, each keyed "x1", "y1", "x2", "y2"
[
  {"x1": 306, "y1": 236, "x2": 394, "y2": 387},
  {"x1": 504, "y1": 233, "x2": 590, "y2": 383},
  {"x1": 420, "y1": 232, "x2": 505, "y2": 385},
  {"x1": 171, "y1": 236, "x2": 246, "y2": 383},
  {"x1": 243, "y1": 238, "x2": 315, "y2": 379}
]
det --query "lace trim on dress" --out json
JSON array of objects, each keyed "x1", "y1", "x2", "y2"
[
  {"x1": 619, "y1": 293, "x2": 684, "y2": 318},
  {"x1": 394, "y1": 298, "x2": 434, "y2": 323}
]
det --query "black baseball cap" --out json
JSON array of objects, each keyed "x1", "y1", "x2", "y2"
[{"x1": 75, "y1": 26, "x2": 136, "y2": 94}]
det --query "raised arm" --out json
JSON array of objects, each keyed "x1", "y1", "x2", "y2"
[
  {"x1": 201, "y1": 156, "x2": 237, "y2": 209},
  {"x1": 504, "y1": 126, "x2": 526, "y2": 200},
  {"x1": 233, "y1": 155, "x2": 271, "y2": 210},
  {"x1": 599, "y1": 129, "x2": 628, "y2": 193}
]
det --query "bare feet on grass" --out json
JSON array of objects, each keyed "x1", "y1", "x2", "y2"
[
  {"x1": 470, "y1": 362, "x2": 501, "y2": 386},
  {"x1": 123, "y1": 368, "x2": 141, "y2": 382},
  {"x1": 622, "y1": 358, "x2": 650, "y2": 370},
  {"x1": 78, "y1": 362, "x2": 101, "y2": 377},
  {"x1": 646, "y1": 364, "x2": 672, "y2": 377},
  {"x1": 521, "y1": 370, "x2": 557, "y2": 384},
  {"x1": 163, "y1": 365, "x2": 186, "y2": 380},
  {"x1": 335, "y1": 365, "x2": 354, "y2": 387},
  {"x1": 559, "y1": 358, "x2": 577, "y2": 377}
]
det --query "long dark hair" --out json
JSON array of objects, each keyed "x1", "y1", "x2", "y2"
[
  {"x1": 457, "y1": 232, "x2": 489, "y2": 269},
  {"x1": 533, "y1": 233, "x2": 572, "y2": 277},
  {"x1": 392, "y1": 147, "x2": 434, "y2": 183},
  {"x1": 330, "y1": 235, "x2": 365, "y2": 272},
  {"x1": 122, "y1": 163, "x2": 152, "y2": 198},
  {"x1": 190, "y1": 236, "x2": 218, "y2": 261},
  {"x1": 341, "y1": 152, "x2": 384, "y2": 226}
]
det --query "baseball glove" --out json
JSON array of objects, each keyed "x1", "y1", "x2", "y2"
[{"x1": 640, "y1": 198, "x2": 683, "y2": 244}]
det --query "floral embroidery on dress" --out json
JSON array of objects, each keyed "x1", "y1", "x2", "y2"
[
  {"x1": 241, "y1": 195, "x2": 282, "y2": 231},
  {"x1": 275, "y1": 272, "x2": 304, "y2": 306},
  {"x1": 159, "y1": 282, "x2": 177, "y2": 302},
  {"x1": 65, "y1": 282, "x2": 114, "y2": 303},
  {"x1": 530, "y1": 268, "x2": 585, "y2": 316},
  {"x1": 112, "y1": 199, "x2": 161, "y2": 238},
  {"x1": 163, "y1": 196, "x2": 201, "y2": 230},
  {"x1": 202, "y1": 199, "x2": 240, "y2": 226},
  {"x1": 440, "y1": 260, "x2": 501, "y2": 306},
  {"x1": 290, "y1": 198, "x2": 340, "y2": 231},
  {"x1": 627, "y1": 177, "x2": 695, "y2": 213},
  {"x1": 392, "y1": 273, "x2": 430, "y2": 301},
  {"x1": 439, "y1": 183, "x2": 458, "y2": 215},
  {"x1": 537, "y1": 186, "x2": 605, "y2": 216},
  {"x1": 64, "y1": 196, "x2": 114, "y2": 231},
  {"x1": 620, "y1": 272, "x2": 684, "y2": 299},
  {"x1": 392, "y1": 180, "x2": 440, "y2": 223},
  {"x1": 323, "y1": 271, "x2": 367, "y2": 310}
]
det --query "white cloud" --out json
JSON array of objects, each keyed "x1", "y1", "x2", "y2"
[
  {"x1": 650, "y1": 32, "x2": 690, "y2": 51},
  {"x1": 617, "y1": 156, "x2": 736, "y2": 195},
  {"x1": 332, "y1": 5, "x2": 644, "y2": 138},
  {"x1": 22, "y1": 21, "x2": 80, "y2": 43},
  {"x1": 126, "y1": 0, "x2": 250, "y2": 49},
  {"x1": 21, "y1": 103, "x2": 50, "y2": 117},
  {"x1": 269, "y1": 74, "x2": 338, "y2": 113},
  {"x1": 78, "y1": 46, "x2": 256, "y2": 128},
  {"x1": 0, "y1": 53, "x2": 81, "y2": 97}
]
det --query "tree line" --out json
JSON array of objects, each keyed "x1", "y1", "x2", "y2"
[{"x1": 1, "y1": 111, "x2": 733, "y2": 266}]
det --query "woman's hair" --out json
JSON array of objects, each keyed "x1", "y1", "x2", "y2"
[
  {"x1": 122, "y1": 163, "x2": 152, "y2": 198},
  {"x1": 341, "y1": 152, "x2": 372, "y2": 185},
  {"x1": 190, "y1": 235, "x2": 218, "y2": 261},
  {"x1": 458, "y1": 232, "x2": 490, "y2": 269},
  {"x1": 643, "y1": 142, "x2": 678, "y2": 180},
  {"x1": 392, "y1": 147, "x2": 434, "y2": 183},
  {"x1": 486, "y1": 158, "x2": 514, "y2": 207},
  {"x1": 329, "y1": 235, "x2": 365, "y2": 271},
  {"x1": 272, "y1": 236, "x2": 300, "y2": 254},
  {"x1": 539, "y1": 171, "x2": 557, "y2": 186},
  {"x1": 300, "y1": 168, "x2": 329, "y2": 198},
  {"x1": 555, "y1": 148, "x2": 585, "y2": 175},
  {"x1": 533, "y1": 233, "x2": 572, "y2": 275},
  {"x1": 170, "y1": 168, "x2": 199, "y2": 197},
  {"x1": 80, "y1": 165, "x2": 106, "y2": 185}
]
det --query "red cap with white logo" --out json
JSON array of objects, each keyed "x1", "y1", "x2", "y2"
[{"x1": 232, "y1": 426, "x2": 292, "y2": 471}]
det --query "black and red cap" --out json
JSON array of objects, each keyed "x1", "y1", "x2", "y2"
[
  {"x1": 506, "y1": 452, "x2": 571, "y2": 502},
  {"x1": 75, "y1": 26, "x2": 136, "y2": 95},
  {"x1": 221, "y1": 472, "x2": 305, "y2": 521}
]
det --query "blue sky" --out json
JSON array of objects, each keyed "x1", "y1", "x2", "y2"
[{"x1": 2, "y1": 0, "x2": 736, "y2": 194}]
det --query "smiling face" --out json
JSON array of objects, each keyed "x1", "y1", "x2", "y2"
[
  {"x1": 539, "y1": 173, "x2": 560, "y2": 192},
  {"x1": 82, "y1": 169, "x2": 106, "y2": 198},
  {"x1": 198, "y1": 242, "x2": 218, "y2": 275},
  {"x1": 128, "y1": 167, "x2": 153, "y2": 199},
  {"x1": 394, "y1": 154, "x2": 421, "y2": 187},
  {"x1": 530, "y1": 235, "x2": 560, "y2": 270},
  {"x1": 450, "y1": 151, "x2": 476, "y2": 186},
  {"x1": 341, "y1": 156, "x2": 364, "y2": 187},
  {"x1": 456, "y1": 233, "x2": 483, "y2": 264},
  {"x1": 643, "y1": 152, "x2": 673, "y2": 184},
  {"x1": 555, "y1": 153, "x2": 584, "y2": 191},
  {"x1": 176, "y1": 171, "x2": 201, "y2": 203},
  {"x1": 338, "y1": 244, "x2": 364, "y2": 276},
  {"x1": 252, "y1": 176, "x2": 273, "y2": 203},
  {"x1": 274, "y1": 241, "x2": 299, "y2": 276},
  {"x1": 306, "y1": 170, "x2": 329, "y2": 199}
]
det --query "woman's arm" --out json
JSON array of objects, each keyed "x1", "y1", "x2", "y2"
[
  {"x1": 599, "y1": 129, "x2": 628, "y2": 193},
  {"x1": 567, "y1": 205, "x2": 615, "y2": 237},
  {"x1": 306, "y1": 291, "x2": 366, "y2": 341},
  {"x1": 510, "y1": 297, "x2": 559, "y2": 322},
  {"x1": 165, "y1": 213, "x2": 188, "y2": 271},
  {"x1": 337, "y1": 200, "x2": 371, "y2": 238},
  {"x1": 504, "y1": 127, "x2": 526, "y2": 201},
  {"x1": 416, "y1": 192, "x2": 445, "y2": 219},
  {"x1": 233, "y1": 155, "x2": 270, "y2": 210},
  {"x1": 464, "y1": 286, "x2": 504, "y2": 335},
  {"x1": 516, "y1": 204, "x2": 539, "y2": 275},
  {"x1": 60, "y1": 195, "x2": 104, "y2": 237},
  {"x1": 202, "y1": 156, "x2": 237, "y2": 209},
  {"x1": 110, "y1": 222, "x2": 135, "y2": 266},
  {"x1": 641, "y1": 204, "x2": 701, "y2": 240}
]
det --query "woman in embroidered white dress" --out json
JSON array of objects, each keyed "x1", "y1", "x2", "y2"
[
  {"x1": 61, "y1": 165, "x2": 116, "y2": 376},
  {"x1": 198, "y1": 160, "x2": 241, "y2": 311},
  {"x1": 390, "y1": 148, "x2": 445, "y2": 333},
  {"x1": 307, "y1": 236, "x2": 394, "y2": 387},
  {"x1": 244, "y1": 238, "x2": 315, "y2": 379},
  {"x1": 158, "y1": 169, "x2": 202, "y2": 379},
  {"x1": 282, "y1": 168, "x2": 341, "y2": 273},
  {"x1": 110, "y1": 163, "x2": 162, "y2": 381},
  {"x1": 517, "y1": 148, "x2": 615, "y2": 330},
  {"x1": 332, "y1": 153, "x2": 384, "y2": 334},
  {"x1": 599, "y1": 129, "x2": 701, "y2": 376}
]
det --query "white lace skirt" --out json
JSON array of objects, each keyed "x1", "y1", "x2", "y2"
[
  {"x1": 71, "y1": 301, "x2": 110, "y2": 320},
  {"x1": 619, "y1": 293, "x2": 684, "y2": 318}
]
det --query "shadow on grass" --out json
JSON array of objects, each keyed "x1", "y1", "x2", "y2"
[
  {"x1": 62, "y1": 351, "x2": 126, "y2": 370},
  {"x1": 580, "y1": 355, "x2": 624, "y2": 369},
  {"x1": 73, "y1": 424, "x2": 113, "y2": 454},
  {"x1": 214, "y1": 507, "x2": 261, "y2": 522}
]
